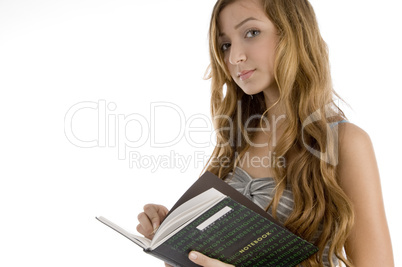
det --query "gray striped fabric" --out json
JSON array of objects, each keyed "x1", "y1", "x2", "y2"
[{"x1": 225, "y1": 167, "x2": 339, "y2": 267}]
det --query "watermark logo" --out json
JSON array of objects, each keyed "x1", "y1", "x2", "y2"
[
  {"x1": 64, "y1": 100, "x2": 216, "y2": 160},
  {"x1": 301, "y1": 103, "x2": 341, "y2": 166},
  {"x1": 64, "y1": 100, "x2": 340, "y2": 171},
  {"x1": 128, "y1": 151, "x2": 211, "y2": 173}
]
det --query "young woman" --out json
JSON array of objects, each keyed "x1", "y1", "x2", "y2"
[{"x1": 136, "y1": 0, "x2": 394, "y2": 266}]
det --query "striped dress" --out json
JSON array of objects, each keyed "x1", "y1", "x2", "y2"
[{"x1": 225, "y1": 166, "x2": 339, "y2": 267}]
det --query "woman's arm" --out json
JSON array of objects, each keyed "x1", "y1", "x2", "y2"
[{"x1": 338, "y1": 123, "x2": 394, "y2": 266}]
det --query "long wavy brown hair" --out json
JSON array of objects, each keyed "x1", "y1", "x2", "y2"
[{"x1": 201, "y1": 0, "x2": 355, "y2": 266}]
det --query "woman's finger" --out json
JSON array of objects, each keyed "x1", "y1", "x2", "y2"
[
  {"x1": 188, "y1": 251, "x2": 234, "y2": 267},
  {"x1": 136, "y1": 211, "x2": 154, "y2": 238},
  {"x1": 143, "y1": 204, "x2": 168, "y2": 231}
]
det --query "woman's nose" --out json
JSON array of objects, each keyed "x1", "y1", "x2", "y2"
[{"x1": 228, "y1": 44, "x2": 247, "y2": 65}]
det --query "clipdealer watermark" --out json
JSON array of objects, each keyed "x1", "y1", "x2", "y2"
[
  {"x1": 64, "y1": 100, "x2": 340, "y2": 172},
  {"x1": 129, "y1": 150, "x2": 210, "y2": 173},
  {"x1": 64, "y1": 100, "x2": 224, "y2": 172}
]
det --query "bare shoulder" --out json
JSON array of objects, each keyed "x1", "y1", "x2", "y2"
[
  {"x1": 336, "y1": 122, "x2": 394, "y2": 266},
  {"x1": 336, "y1": 122, "x2": 380, "y2": 202},
  {"x1": 338, "y1": 122, "x2": 372, "y2": 157},
  {"x1": 337, "y1": 122, "x2": 377, "y2": 180}
]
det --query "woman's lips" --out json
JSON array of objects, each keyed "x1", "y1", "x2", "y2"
[{"x1": 238, "y1": 70, "x2": 255, "y2": 81}]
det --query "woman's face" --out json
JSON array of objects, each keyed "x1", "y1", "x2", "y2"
[{"x1": 218, "y1": 0, "x2": 279, "y2": 96}]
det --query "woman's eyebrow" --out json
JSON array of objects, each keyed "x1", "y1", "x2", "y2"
[
  {"x1": 219, "y1": 17, "x2": 259, "y2": 37},
  {"x1": 235, "y1": 17, "x2": 259, "y2": 29}
]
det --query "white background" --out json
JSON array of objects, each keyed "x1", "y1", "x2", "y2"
[{"x1": 0, "y1": 0, "x2": 401, "y2": 266}]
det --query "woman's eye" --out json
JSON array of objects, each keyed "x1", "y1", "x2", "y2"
[
  {"x1": 245, "y1": 29, "x2": 260, "y2": 38},
  {"x1": 221, "y1": 43, "x2": 231, "y2": 52}
]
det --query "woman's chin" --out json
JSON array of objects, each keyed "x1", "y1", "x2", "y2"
[{"x1": 240, "y1": 88, "x2": 262, "y2": 96}]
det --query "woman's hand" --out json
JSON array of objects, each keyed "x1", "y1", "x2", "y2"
[
  {"x1": 136, "y1": 204, "x2": 169, "y2": 240},
  {"x1": 136, "y1": 206, "x2": 234, "y2": 267},
  {"x1": 188, "y1": 251, "x2": 234, "y2": 267},
  {"x1": 136, "y1": 204, "x2": 171, "y2": 267}
]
